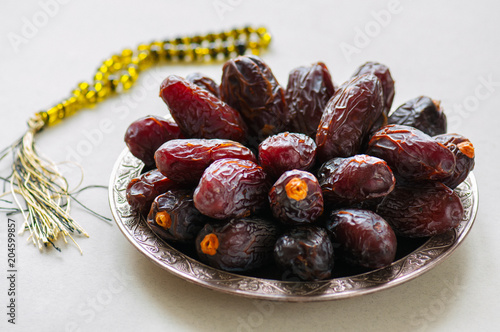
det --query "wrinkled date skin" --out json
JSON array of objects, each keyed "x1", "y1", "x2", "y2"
[
  {"x1": 366, "y1": 125, "x2": 456, "y2": 182},
  {"x1": 274, "y1": 226, "x2": 334, "y2": 281},
  {"x1": 186, "y1": 72, "x2": 220, "y2": 98},
  {"x1": 160, "y1": 75, "x2": 247, "y2": 142},
  {"x1": 269, "y1": 170, "x2": 324, "y2": 225},
  {"x1": 193, "y1": 158, "x2": 269, "y2": 219},
  {"x1": 147, "y1": 190, "x2": 208, "y2": 243},
  {"x1": 258, "y1": 132, "x2": 317, "y2": 179},
  {"x1": 388, "y1": 96, "x2": 447, "y2": 136},
  {"x1": 126, "y1": 169, "x2": 179, "y2": 216},
  {"x1": 317, "y1": 155, "x2": 395, "y2": 206},
  {"x1": 377, "y1": 182, "x2": 464, "y2": 237},
  {"x1": 124, "y1": 115, "x2": 183, "y2": 167},
  {"x1": 155, "y1": 138, "x2": 256, "y2": 185},
  {"x1": 220, "y1": 55, "x2": 287, "y2": 144},
  {"x1": 196, "y1": 218, "x2": 280, "y2": 272},
  {"x1": 326, "y1": 209, "x2": 397, "y2": 269},
  {"x1": 352, "y1": 62, "x2": 395, "y2": 117},
  {"x1": 434, "y1": 133, "x2": 475, "y2": 189},
  {"x1": 285, "y1": 62, "x2": 335, "y2": 137},
  {"x1": 316, "y1": 74, "x2": 384, "y2": 162}
]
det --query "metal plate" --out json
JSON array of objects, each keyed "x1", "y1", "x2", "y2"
[{"x1": 109, "y1": 148, "x2": 478, "y2": 302}]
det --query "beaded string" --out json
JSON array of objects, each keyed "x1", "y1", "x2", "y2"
[{"x1": 1, "y1": 26, "x2": 272, "y2": 253}]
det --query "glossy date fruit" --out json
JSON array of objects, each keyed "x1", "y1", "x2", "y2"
[
  {"x1": 193, "y1": 158, "x2": 269, "y2": 219},
  {"x1": 147, "y1": 190, "x2": 208, "y2": 243},
  {"x1": 154, "y1": 138, "x2": 256, "y2": 185},
  {"x1": 124, "y1": 115, "x2": 183, "y2": 167},
  {"x1": 196, "y1": 217, "x2": 280, "y2": 272},
  {"x1": 434, "y1": 133, "x2": 475, "y2": 189},
  {"x1": 126, "y1": 169, "x2": 179, "y2": 216},
  {"x1": 366, "y1": 125, "x2": 456, "y2": 182},
  {"x1": 376, "y1": 182, "x2": 464, "y2": 237},
  {"x1": 160, "y1": 75, "x2": 246, "y2": 142},
  {"x1": 326, "y1": 209, "x2": 396, "y2": 269},
  {"x1": 258, "y1": 132, "x2": 316, "y2": 179},
  {"x1": 186, "y1": 72, "x2": 220, "y2": 98},
  {"x1": 352, "y1": 62, "x2": 395, "y2": 116},
  {"x1": 285, "y1": 62, "x2": 335, "y2": 137},
  {"x1": 274, "y1": 226, "x2": 334, "y2": 281},
  {"x1": 316, "y1": 74, "x2": 384, "y2": 162},
  {"x1": 220, "y1": 55, "x2": 287, "y2": 144},
  {"x1": 269, "y1": 170, "x2": 324, "y2": 225},
  {"x1": 388, "y1": 96, "x2": 447, "y2": 136},
  {"x1": 317, "y1": 155, "x2": 395, "y2": 206}
]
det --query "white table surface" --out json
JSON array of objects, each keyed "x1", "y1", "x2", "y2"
[{"x1": 1, "y1": 1, "x2": 499, "y2": 331}]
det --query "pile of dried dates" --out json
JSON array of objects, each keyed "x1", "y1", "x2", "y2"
[{"x1": 124, "y1": 55, "x2": 475, "y2": 281}]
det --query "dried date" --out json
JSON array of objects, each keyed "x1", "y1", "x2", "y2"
[
  {"x1": 220, "y1": 55, "x2": 287, "y2": 144},
  {"x1": 124, "y1": 115, "x2": 183, "y2": 167},
  {"x1": 154, "y1": 138, "x2": 256, "y2": 185},
  {"x1": 376, "y1": 182, "x2": 464, "y2": 237},
  {"x1": 126, "y1": 169, "x2": 179, "y2": 216},
  {"x1": 317, "y1": 155, "x2": 395, "y2": 207},
  {"x1": 258, "y1": 132, "x2": 316, "y2": 179},
  {"x1": 316, "y1": 74, "x2": 384, "y2": 162},
  {"x1": 434, "y1": 133, "x2": 475, "y2": 189},
  {"x1": 193, "y1": 158, "x2": 269, "y2": 219},
  {"x1": 326, "y1": 209, "x2": 396, "y2": 269},
  {"x1": 196, "y1": 217, "x2": 280, "y2": 272},
  {"x1": 147, "y1": 190, "x2": 208, "y2": 243},
  {"x1": 366, "y1": 125, "x2": 456, "y2": 182},
  {"x1": 388, "y1": 96, "x2": 447, "y2": 136},
  {"x1": 269, "y1": 170, "x2": 324, "y2": 225},
  {"x1": 352, "y1": 62, "x2": 395, "y2": 117},
  {"x1": 274, "y1": 226, "x2": 334, "y2": 281},
  {"x1": 285, "y1": 62, "x2": 335, "y2": 137},
  {"x1": 160, "y1": 75, "x2": 246, "y2": 142},
  {"x1": 186, "y1": 72, "x2": 220, "y2": 98}
]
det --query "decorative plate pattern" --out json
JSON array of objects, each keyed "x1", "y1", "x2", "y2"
[{"x1": 109, "y1": 149, "x2": 478, "y2": 302}]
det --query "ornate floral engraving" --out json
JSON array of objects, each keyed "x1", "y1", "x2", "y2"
[{"x1": 109, "y1": 150, "x2": 478, "y2": 301}]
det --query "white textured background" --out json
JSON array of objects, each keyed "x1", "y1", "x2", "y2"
[{"x1": 0, "y1": 0, "x2": 499, "y2": 331}]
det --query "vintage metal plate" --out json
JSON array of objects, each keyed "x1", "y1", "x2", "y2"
[{"x1": 109, "y1": 149, "x2": 478, "y2": 302}]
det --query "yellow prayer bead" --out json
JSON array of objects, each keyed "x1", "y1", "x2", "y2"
[
  {"x1": 62, "y1": 98, "x2": 77, "y2": 116},
  {"x1": 127, "y1": 65, "x2": 139, "y2": 81},
  {"x1": 121, "y1": 49, "x2": 133, "y2": 63},
  {"x1": 261, "y1": 32, "x2": 272, "y2": 48},
  {"x1": 120, "y1": 74, "x2": 133, "y2": 90},
  {"x1": 85, "y1": 88, "x2": 97, "y2": 106}
]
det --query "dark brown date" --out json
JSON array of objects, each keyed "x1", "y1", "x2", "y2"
[
  {"x1": 186, "y1": 72, "x2": 220, "y2": 98},
  {"x1": 377, "y1": 182, "x2": 464, "y2": 237},
  {"x1": 388, "y1": 96, "x2": 447, "y2": 136},
  {"x1": 317, "y1": 155, "x2": 395, "y2": 206},
  {"x1": 269, "y1": 170, "x2": 324, "y2": 225},
  {"x1": 285, "y1": 62, "x2": 335, "y2": 137},
  {"x1": 147, "y1": 190, "x2": 208, "y2": 243},
  {"x1": 220, "y1": 55, "x2": 287, "y2": 144},
  {"x1": 366, "y1": 125, "x2": 456, "y2": 182},
  {"x1": 160, "y1": 75, "x2": 246, "y2": 142},
  {"x1": 274, "y1": 226, "x2": 334, "y2": 281},
  {"x1": 196, "y1": 217, "x2": 280, "y2": 272},
  {"x1": 155, "y1": 138, "x2": 256, "y2": 185},
  {"x1": 258, "y1": 132, "x2": 316, "y2": 179},
  {"x1": 316, "y1": 74, "x2": 384, "y2": 162},
  {"x1": 434, "y1": 133, "x2": 475, "y2": 189},
  {"x1": 193, "y1": 158, "x2": 269, "y2": 219},
  {"x1": 126, "y1": 169, "x2": 179, "y2": 216},
  {"x1": 326, "y1": 209, "x2": 396, "y2": 269},
  {"x1": 124, "y1": 115, "x2": 183, "y2": 167},
  {"x1": 352, "y1": 62, "x2": 395, "y2": 117}
]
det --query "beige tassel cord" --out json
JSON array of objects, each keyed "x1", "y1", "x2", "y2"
[{"x1": 0, "y1": 26, "x2": 272, "y2": 253}]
